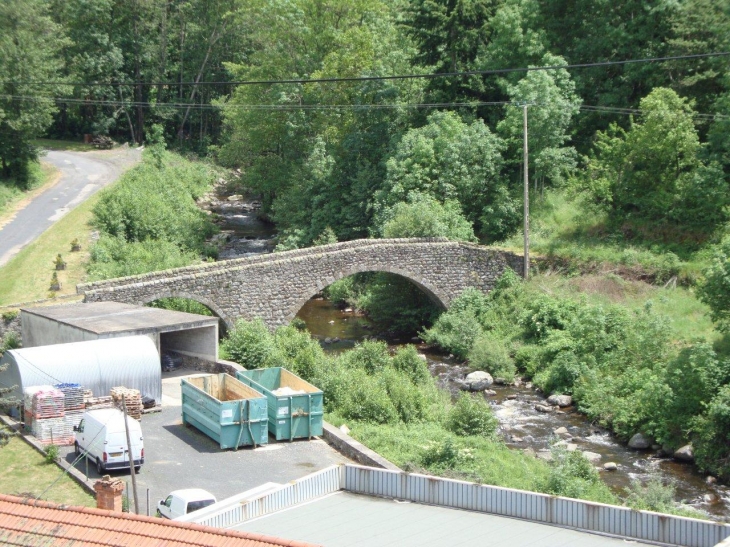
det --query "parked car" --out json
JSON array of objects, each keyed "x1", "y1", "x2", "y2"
[
  {"x1": 157, "y1": 489, "x2": 217, "y2": 519},
  {"x1": 73, "y1": 408, "x2": 144, "y2": 474}
]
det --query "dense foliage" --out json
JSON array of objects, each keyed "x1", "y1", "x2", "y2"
[
  {"x1": 424, "y1": 271, "x2": 730, "y2": 480},
  {"x1": 88, "y1": 151, "x2": 217, "y2": 279},
  {"x1": 220, "y1": 319, "x2": 616, "y2": 503}
]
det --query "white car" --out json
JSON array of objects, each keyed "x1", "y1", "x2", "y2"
[{"x1": 157, "y1": 489, "x2": 217, "y2": 519}]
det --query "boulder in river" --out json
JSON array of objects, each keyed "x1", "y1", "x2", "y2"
[
  {"x1": 534, "y1": 404, "x2": 554, "y2": 413},
  {"x1": 553, "y1": 426, "x2": 570, "y2": 436},
  {"x1": 603, "y1": 462, "x2": 618, "y2": 471},
  {"x1": 582, "y1": 451, "x2": 602, "y2": 463},
  {"x1": 463, "y1": 371, "x2": 493, "y2": 391},
  {"x1": 484, "y1": 389, "x2": 497, "y2": 396},
  {"x1": 547, "y1": 394, "x2": 573, "y2": 407},
  {"x1": 537, "y1": 450, "x2": 553, "y2": 462},
  {"x1": 628, "y1": 433, "x2": 652, "y2": 449},
  {"x1": 674, "y1": 444, "x2": 694, "y2": 462}
]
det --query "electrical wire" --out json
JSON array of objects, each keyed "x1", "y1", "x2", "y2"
[
  {"x1": 3, "y1": 51, "x2": 729, "y2": 88},
  {"x1": 3, "y1": 93, "x2": 729, "y2": 121}
]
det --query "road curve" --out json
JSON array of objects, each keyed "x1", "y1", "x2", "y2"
[{"x1": 0, "y1": 148, "x2": 141, "y2": 267}]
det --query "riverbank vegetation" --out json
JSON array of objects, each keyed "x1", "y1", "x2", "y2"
[
  {"x1": 221, "y1": 318, "x2": 706, "y2": 516},
  {"x1": 424, "y1": 271, "x2": 730, "y2": 483},
  {"x1": 87, "y1": 149, "x2": 218, "y2": 280}
]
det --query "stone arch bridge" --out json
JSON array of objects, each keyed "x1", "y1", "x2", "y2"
[{"x1": 78, "y1": 238, "x2": 522, "y2": 330}]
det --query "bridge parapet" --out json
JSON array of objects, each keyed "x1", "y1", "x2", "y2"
[{"x1": 79, "y1": 238, "x2": 522, "y2": 329}]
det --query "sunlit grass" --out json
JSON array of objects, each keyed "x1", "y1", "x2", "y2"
[
  {"x1": 0, "y1": 437, "x2": 94, "y2": 507},
  {"x1": 0, "y1": 193, "x2": 97, "y2": 306},
  {"x1": 33, "y1": 138, "x2": 95, "y2": 152}
]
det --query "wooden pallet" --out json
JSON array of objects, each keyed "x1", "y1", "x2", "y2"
[{"x1": 110, "y1": 387, "x2": 142, "y2": 420}]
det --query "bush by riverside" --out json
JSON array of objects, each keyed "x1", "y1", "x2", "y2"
[
  {"x1": 423, "y1": 269, "x2": 730, "y2": 482},
  {"x1": 88, "y1": 152, "x2": 218, "y2": 279},
  {"x1": 220, "y1": 318, "x2": 617, "y2": 503}
]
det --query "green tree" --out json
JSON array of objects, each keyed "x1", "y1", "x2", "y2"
[
  {"x1": 377, "y1": 110, "x2": 517, "y2": 241},
  {"x1": 497, "y1": 53, "x2": 581, "y2": 190},
  {"x1": 378, "y1": 193, "x2": 477, "y2": 241},
  {"x1": 581, "y1": 87, "x2": 728, "y2": 236},
  {"x1": 698, "y1": 238, "x2": 730, "y2": 332},
  {"x1": 403, "y1": 0, "x2": 499, "y2": 103},
  {"x1": 0, "y1": 0, "x2": 64, "y2": 183}
]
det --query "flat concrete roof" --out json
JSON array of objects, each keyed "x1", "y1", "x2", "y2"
[
  {"x1": 21, "y1": 301, "x2": 218, "y2": 335},
  {"x1": 234, "y1": 492, "x2": 654, "y2": 547}
]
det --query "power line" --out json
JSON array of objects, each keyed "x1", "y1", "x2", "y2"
[
  {"x1": 2, "y1": 51, "x2": 729, "y2": 88},
  {"x1": 3, "y1": 93, "x2": 728, "y2": 121}
]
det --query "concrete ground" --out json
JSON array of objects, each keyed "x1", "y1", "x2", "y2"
[
  {"x1": 236, "y1": 492, "x2": 655, "y2": 547},
  {"x1": 60, "y1": 370, "x2": 349, "y2": 515}
]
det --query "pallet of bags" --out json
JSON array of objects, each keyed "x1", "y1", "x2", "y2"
[
  {"x1": 54, "y1": 383, "x2": 85, "y2": 411},
  {"x1": 31, "y1": 417, "x2": 71, "y2": 446},
  {"x1": 26, "y1": 386, "x2": 65, "y2": 419},
  {"x1": 110, "y1": 386, "x2": 142, "y2": 420}
]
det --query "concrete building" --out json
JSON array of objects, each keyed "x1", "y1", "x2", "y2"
[{"x1": 20, "y1": 302, "x2": 218, "y2": 361}]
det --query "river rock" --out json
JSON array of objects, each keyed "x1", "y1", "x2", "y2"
[
  {"x1": 523, "y1": 435, "x2": 535, "y2": 443},
  {"x1": 493, "y1": 377, "x2": 507, "y2": 385},
  {"x1": 324, "y1": 337, "x2": 333, "y2": 344},
  {"x1": 227, "y1": 194, "x2": 243, "y2": 202},
  {"x1": 506, "y1": 394, "x2": 518, "y2": 400},
  {"x1": 547, "y1": 394, "x2": 573, "y2": 407},
  {"x1": 463, "y1": 371, "x2": 494, "y2": 391},
  {"x1": 509, "y1": 435, "x2": 523, "y2": 443},
  {"x1": 553, "y1": 427, "x2": 570, "y2": 436},
  {"x1": 557, "y1": 442, "x2": 578, "y2": 452},
  {"x1": 534, "y1": 404, "x2": 554, "y2": 413},
  {"x1": 674, "y1": 444, "x2": 694, "y2": 462},
  {"x1": 418, "y1": 354, "x2": 427, "y2": 361},
  {"x1": 537, "y1": 450, "x2": 553, "y2": 462},
  {"x1": 706, "y1": 476, "x2": 717, "y2": 485},
  {"x1": 484, "y1": 389, "x2": 497, "y2": 396},
  {"x1": 628, "y1": 433, "x2": 652, "y2": 449},
  {"x1": 603, "y1": 462, "x2": 618, "y2": 471},
  {"x1": 582, "y1": 451, "x2": 602, "y2": 463}
]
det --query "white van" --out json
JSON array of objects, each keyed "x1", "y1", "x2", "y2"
[
  {"x1": 73, "y1": 408, "x2": 144, "y2": 474},
  {"x1": 158, "y1": 489, "x2": 217, "y2": 519}
]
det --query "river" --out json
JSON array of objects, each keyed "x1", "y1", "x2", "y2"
[{"x1": 210, "y1": 190, "x2": 730, "y2": 521}]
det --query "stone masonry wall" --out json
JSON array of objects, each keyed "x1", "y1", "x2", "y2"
[{"x1": 79, "y1": 238, "x2": 522, "y2": 330}]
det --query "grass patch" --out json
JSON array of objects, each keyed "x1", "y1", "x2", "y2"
[
  {"x1": 33, "y1": 138, "x2": 95, "y2": 152},
  {"x1": 0, "y1": 437, "x2": 94, "y2": 507},
  {"x1": 0, "y1": 162, "x2": 58, "y2": 222},
  {"x1": 0, "y1": 191, "x2": 98, "y2": 306},
  {"x1": 526, "y1": 273, "x2": 718, "y2": 345},
  {"x1": 501, "y1": 190, "x2": 710, "y2": 284}
]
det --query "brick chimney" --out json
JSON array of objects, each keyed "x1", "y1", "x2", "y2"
[{"x1": 94, "y1": 475, "x2": 125, "y2": 512}]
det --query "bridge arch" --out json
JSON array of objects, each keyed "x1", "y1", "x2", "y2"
[
  {"x1": 283, "y1": 264, "x2": 448, "y2": 325},
  {"x1": 141, "y1": 290, "x2": 235, "y2": 330}
]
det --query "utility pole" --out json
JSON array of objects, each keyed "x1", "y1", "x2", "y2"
[
  {"x1": 122, "y1": 395, "x2": 139, "y2": 514},
  {"x1": 523, "y1": 104, "x2": 530, "y2": 279}
]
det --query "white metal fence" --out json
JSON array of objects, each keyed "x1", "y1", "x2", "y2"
[
  {"x1": 184, "y1": 465, "x2": 341, "y2": 529},
  {"x1": 186, "y1": 463, "x2": 730, "y2": 547},
  {"x1": 344, "y1": 465, "x2": 730, "y2": 547}
]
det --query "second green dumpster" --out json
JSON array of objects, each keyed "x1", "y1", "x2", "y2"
[{"x1": 236, "y1": 368, "x2": 323, "y2": 441}]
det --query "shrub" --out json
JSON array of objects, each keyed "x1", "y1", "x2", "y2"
[
  {"x1": 220, "y1": 319, "x2": 280, "y2": 368},
  {"x1": 626, "y1": 476, "x2": 679, "y2": 513},
  {"x1": 447, "y1": 393, "x2": 499, "y2": 438},
  {"x1": 338, "y1": 340, "x2": 391, "y2": 375},
  {"x1": 420, "y1": 438, "x2": 474, "y2": 471},
  {"x1": 339, "y1": 369, "x2": 399, "y2": 424},
  {"x1": 468, "y1": 333, "x2": 516, "y2": 380},
  {"x1": 543, "y1": 445, "x2": 615, "y2": 503},
  {"x1": 44, "y1": 444, "x2": 59, "y2": 464},
  {"x1": 391, "y1": 345, "x2": 431, "y2": 385},
  {"x1": 422, "y1": 310, "x2": 483, "y2": 360}
]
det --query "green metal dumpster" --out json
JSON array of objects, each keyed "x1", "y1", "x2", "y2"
[
  {"x1": 181, "y1": 374, "x2": 268, "y2": 449},
  {"x1": 236, "y1": 368, "x2": 323, "y2": 441}
]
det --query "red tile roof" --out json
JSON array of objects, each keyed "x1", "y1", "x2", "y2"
[{"x1": 0, "y1": 493, "x2": 320, "y2": 547}]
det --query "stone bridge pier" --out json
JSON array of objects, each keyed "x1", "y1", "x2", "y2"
[{"x1": 78, "y1": 238, "x2": 522, "y2": 330}]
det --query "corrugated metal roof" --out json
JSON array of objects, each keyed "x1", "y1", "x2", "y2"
[
  {"x1": 0, "y1": 493, "x2": 319, "y2": 547},
  {"x1": 0, "y1": 336, "x2": 161, "y2": 403}
]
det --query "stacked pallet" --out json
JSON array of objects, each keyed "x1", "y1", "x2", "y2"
[
  {"x1": 84, "y1": 396, "x2": 113, "y2": 411},
  {"x1": 110, "y1": 386, "x2": 142, "y2": 420},
  {"x1": 54, "y1": 383, "x2": 85, "y2": 411},
  {"x1": 63, "y1": 408, "x2": 86, "y2": 440},
  {"x1": 23, "y1": 386, "x2": 71, "y2": 445}
]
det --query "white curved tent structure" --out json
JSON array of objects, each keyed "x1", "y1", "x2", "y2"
[{"x1": 0, "y1": 336, "x2": 161, "y2": 405}]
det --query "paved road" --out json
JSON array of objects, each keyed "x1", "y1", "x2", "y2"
[{"x1": 0, "y1": 148, "x2": 141, "y2": 267}]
